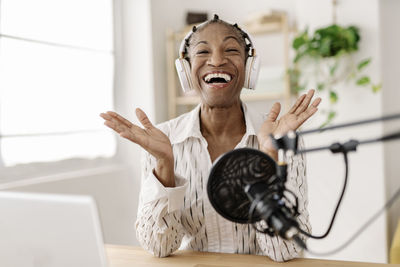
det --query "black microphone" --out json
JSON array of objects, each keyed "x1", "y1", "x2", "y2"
[
  {"x1": 206, "y1": 113, "x2": 400, "y2": 256},
  {"x1": 207, "y1": 148, "x2": 306, "y2": 247}
]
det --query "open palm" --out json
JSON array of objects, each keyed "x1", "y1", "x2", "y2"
[
  {"x1": 258, "y1": 90, "x2": 321, "y2": 157},
  {"x1": 100, "y1": 108, "x2": 173, "y2": 161}
]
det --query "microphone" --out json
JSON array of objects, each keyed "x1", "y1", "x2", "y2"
[
  {"x1": 207, "y1": 148, "x2": 306, "y2": 247},
  {"x1": 207, "y1": 112, "x2": 400, "y2": 255}
]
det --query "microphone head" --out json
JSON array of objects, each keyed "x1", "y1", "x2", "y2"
[{"x1": 207, "y1": 148, "x2": 276, "y2": 224}]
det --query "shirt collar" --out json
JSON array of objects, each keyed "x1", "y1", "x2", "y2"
[
  {"x1": 169, "y1": 102, "x2": 259, "y2": 145},
  {"x1": 242, "y1": 102, "x2": 258, "y2": 137},
  {"x1": 169, "y1": 104, "x2": 202, "y2": 145}
]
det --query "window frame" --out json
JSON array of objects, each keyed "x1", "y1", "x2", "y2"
[{"x1": 0, "y1": 0, "x2": 123, "y2": 181}]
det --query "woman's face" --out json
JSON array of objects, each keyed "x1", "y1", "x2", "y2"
[{"x1": 188, "y1": 23, "x2": 246, "y2": 108}]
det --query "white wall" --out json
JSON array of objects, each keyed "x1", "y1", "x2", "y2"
[
  {"x1": 380, "y1": 0, "x2": 400, "y2": 247},
  {"x1": 296, "y1": 0, "x2": 387, "y2": 263}
]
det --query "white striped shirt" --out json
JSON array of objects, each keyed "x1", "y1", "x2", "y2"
[{"x1": 135, "y1": 102, "x2": 311, "y2": 261}]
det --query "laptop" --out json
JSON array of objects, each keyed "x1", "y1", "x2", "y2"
[{"x1": 0, "y1": 191, "x2": 108, "y2": 267}]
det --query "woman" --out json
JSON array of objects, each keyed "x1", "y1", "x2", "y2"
[{"x1": 100, "y1": 16, "x2": 321, "y2": 261}]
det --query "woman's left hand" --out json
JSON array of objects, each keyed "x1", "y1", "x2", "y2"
[{"x1": 258, "y1": 89, "x2": 321, "y2": 160}]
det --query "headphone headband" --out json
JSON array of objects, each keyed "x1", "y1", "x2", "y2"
[{"x1": 178, "y1": 17, "x2": 256, "y2": 59}]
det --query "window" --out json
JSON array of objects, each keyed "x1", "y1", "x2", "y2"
[{"x1": 0, "y1": 0, "x2": 116, "y2": 167}]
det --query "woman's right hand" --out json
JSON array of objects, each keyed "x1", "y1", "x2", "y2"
[{"x1": 100, "y1": 108, "x2": 175, "y2": 187}]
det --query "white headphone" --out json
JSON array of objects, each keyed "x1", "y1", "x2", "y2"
[{"x1": 175, "y1": 17, "x2": 261, "y2": 93}]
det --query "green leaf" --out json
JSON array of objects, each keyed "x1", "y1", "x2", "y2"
[
  {"x1": 329, "y1": 62, "x2": 338, "y2": 76},
  {"x1": 319, "y1": 38, "x2": 332, "y2": 57},
  {"x1": 320, "y1": 111, "x2": 337, "y2": 128},
  {"x1": 292, "y1": 30, "x2": 309, "y2": 50},
  {"x1": 293, "y1": 36, "x2": 306, "y2": 50},
  {"x1": 357, "y1": 58, "x2": 371, "y2": 71},
  {"x1": 372, "y1": 83, "x2": 382, "y2": 93},
  {"x1": 342, "y1": 26, "x2": 360, "y2": 51},
  {"x1": 329, "y1": 91, "x2": 338, "y2": 103},
  {"x1": 293, "y1": 53, "x2": 303, "y2": 63},
  {"x1": 317, "y1": 83, "x2": 325, "y2": 91},
  {"x1": 356, "y1": 76, "x2": 371, "y2": 86}
]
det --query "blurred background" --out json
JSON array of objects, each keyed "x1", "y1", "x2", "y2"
[{"x1": 0, "y1": 0, "x2": 399, "y2": 263}]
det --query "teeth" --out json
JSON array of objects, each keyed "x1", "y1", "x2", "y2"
[{"x1": 204, "y1": 73, "x2": 232, "y2": 83}]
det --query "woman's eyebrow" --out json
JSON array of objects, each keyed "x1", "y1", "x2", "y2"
[
  {"x1": 194, "y1": 40, "x2": 208, "y2": 47},
  {"x1": 194, "y1": 36, "x2": 239, "y2": 47},
  {"x1": 223, "y1": 36, "x2": 240, "y2": 43}
]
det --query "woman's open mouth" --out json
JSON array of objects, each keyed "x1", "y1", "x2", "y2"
[{"x1": 202, "y1": 72, "x2": 233, "y2": 89}]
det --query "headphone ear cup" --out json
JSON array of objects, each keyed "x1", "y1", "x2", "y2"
[
  {"x1": 175, "y1": 58, "x2": 194, "y2": 93},
  {"x1": 244, "y1": 55, "x2": 261, "y2": 90}
]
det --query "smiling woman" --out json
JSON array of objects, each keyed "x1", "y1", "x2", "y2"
[
  {"x1": 188, "y1": 23, "x2": 247, "y2": 109},
  {"x1": 100, "y1": 15, "x2": 321, "y2": 261}
]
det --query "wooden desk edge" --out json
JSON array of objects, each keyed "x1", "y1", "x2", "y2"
[{"x1": 105, "y1": 244, "x2": 393, "y2": 267}]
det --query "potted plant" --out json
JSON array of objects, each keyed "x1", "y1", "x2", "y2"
[{"x1": 288, "y1": 24, "x2": 381, "y2": 127}]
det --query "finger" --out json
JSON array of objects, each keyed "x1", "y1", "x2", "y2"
[
  {"x1": 120, "y1": 129, "x2": 148, "y2": 146},
  {"x1": 298, "y1": 106, "x2": 318, "y2": 125},
  {"x1": 100, "y1": 112, "x2": 132, "y2": 133},
  {"x1": 115, "y1": 122, "x2": 147, "y2": 144},
  {"x1": 99, "y1": 112, "x2": 112, "y2": 120},
  {"x1": 136, "y1": 108, "x2": 154, "y2": 129},
  {"x1": 288, "y1": 94, "x2": 306, "y2": 114},
  {"x1": 311, "y1": 97, "x2": 322, "y2": 108},
  {"x1": 106, "y1": 111, "x2": 133, "y2": 128},
  {"x1": 294, "y1": 89, "x2": 315, "y2": 115},
  {"x1": 101, "y1": 113, "x2": 132, "y2": 133},
  {"x1": 104, "y1": 120, "x2": 124, "y2": 133},
  {"x1": 267, "y1": 102, "x2": 281, "y2": 122},
  {"x1": 100, "y1": 113, "x2": 119, "y2": 124}
]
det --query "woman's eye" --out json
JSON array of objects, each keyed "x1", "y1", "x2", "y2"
[
  {"x1": 226, "y1": 49, "x2": 239, "y2": 52},
  {"x1": 196, "y1": 50, "x2": 209, "y2": 54}
]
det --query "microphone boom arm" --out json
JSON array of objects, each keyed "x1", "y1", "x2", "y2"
[
  {"x1": 269, "y1": 111, "x2": 400, "y2": 155},
  {"x1": 297, "y1": 130, "x2": 400, "y2": 155}
]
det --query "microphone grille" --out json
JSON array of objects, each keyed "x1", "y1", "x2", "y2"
[{"x1": 207, "y1": 148, "x2": 277, "y2": 224}]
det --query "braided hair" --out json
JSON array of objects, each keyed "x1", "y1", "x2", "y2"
[{"x1": 183, "y1": 14, "x2": 252, "y2": 62}]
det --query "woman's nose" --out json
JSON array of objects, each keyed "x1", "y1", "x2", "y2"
[{"x1": 208, "y1": 51, "x2": 227, "y2": 67}]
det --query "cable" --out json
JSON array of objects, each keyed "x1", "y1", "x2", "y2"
[
  {"x1": 301, "y1": 184, "x2": 400, "y2": 256},
  {"x1": 248, "y1": 153, "x2": 349, "y2": 239},
  {"x1": 298, "y1": 152, "x2": 350, "y2": 239}
]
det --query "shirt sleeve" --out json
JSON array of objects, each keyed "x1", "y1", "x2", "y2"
[
  {"x1": 135, "y1": 151, "x2": 188, "y2": 257},
  {"x1": 256, "y1": 137, "x2": 312, "y2": 261}
]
